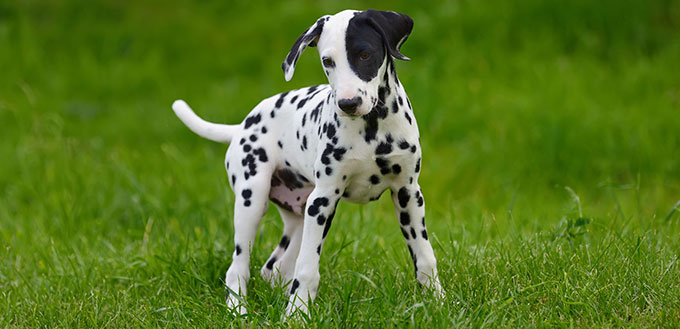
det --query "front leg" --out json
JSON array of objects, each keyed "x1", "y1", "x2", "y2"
[
  {"x1": 286, "y1": 187, "x2": 340, "y2": 316},
  {"x1": 391, "y1": 182, "x2": 442, "y2": 293}
]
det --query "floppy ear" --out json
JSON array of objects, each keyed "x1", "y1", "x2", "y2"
[
  {"x1": 282, "y1": 16, "x2": 330, "y2": 81},
  {"x1": 364, "y1": 10, "x2": 414, "y2": 61}
]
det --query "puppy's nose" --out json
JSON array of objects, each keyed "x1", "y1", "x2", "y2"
[{"x1": 337, "y1": 97, "x2": 362, "y2": 114}]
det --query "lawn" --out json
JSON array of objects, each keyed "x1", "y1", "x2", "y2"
[{"x1": 1, "y1": 0, "x2": 679, "y2": 327}]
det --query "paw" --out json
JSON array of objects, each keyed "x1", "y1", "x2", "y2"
[
  {"x1": 226, "y1": 293, "x2": 246, "y2": 315},
  {"x1": 285, "y1": 294, "x2": 309, "y2": 317}
]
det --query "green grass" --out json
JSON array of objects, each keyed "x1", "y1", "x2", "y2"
[{"x1": 1, "y1": 0, "x2": 680, "y2": 327}]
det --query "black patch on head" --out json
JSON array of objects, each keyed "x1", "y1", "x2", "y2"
[{"x1": 345, "y1": 15, "x2": 386, "y2": 81}]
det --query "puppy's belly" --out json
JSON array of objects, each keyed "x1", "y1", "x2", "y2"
[{"x1": 269, "y1": 168, "x2": 314, "y2": 216}]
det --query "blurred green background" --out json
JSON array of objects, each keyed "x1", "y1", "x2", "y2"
[{"x1": 1, "y1": 0, "x2": 679, "y2": 326}]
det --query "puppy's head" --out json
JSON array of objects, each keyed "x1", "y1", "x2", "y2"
[{"x1": 282, "y1": 10, "x2": 413, "y2": 117}]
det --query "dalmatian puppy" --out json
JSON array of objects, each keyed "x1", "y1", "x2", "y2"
[{"x1": 172, "y1": 9, "x2": 442, "y2": 316}]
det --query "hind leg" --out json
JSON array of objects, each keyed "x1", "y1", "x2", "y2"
[
  {"x1": 261, "y1": 207, "x2": 303, "y2": 286},
  {"x1": 224, "y1": 156, "x2": 274, "y2": 314}
]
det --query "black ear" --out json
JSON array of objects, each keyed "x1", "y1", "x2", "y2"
[
  {"x1": 282, "y1": 16, "x2": 330, "y2": 81},
  {"x1": 364, "y1": 10, "x2": 414, "y2": 61}
]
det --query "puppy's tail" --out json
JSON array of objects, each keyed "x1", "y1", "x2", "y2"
[{"x1": 172, "y1": 100, "x2": 238, "y2": 144}]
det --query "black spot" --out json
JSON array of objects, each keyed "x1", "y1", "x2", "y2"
[
  {"x1": 415, "y1": 158, "x2": 421, "y2": 173},
  {"x1": 370, "y1": 175, "x2": 380, "y2": 184},
  {"x1": 398, "y1": 140, "x2": 409, "y2": 150},
  {"x1": 240, "y1": 138, "x2": 246, "y2": 145},
  {"x1": 391, "y1": 99, "x2": 399, "y2": 113},
  {"x1": 316, "y1": 171, "x2": 320, "y2": 178},
  {"x1": 325, "y1": 167, "x2": 332, "y2": 175},
  {"x1": 401, "y1": 228, "x2": 410, "y2": 240},
  {"x1": 416, "y1": 190, "x2": 424, "y2": 207},
  {"x1": 244, "y1": 200, "x2": 251, "y2": 207},
  {"x1": 266, "y1": 257, "x2": 276, "y2": 270},
  {"x1": 243, "y1": 144, "x2": 252, "y2": 152},
  {"x1": 400, "y1": 211, "x2": 410, "y2": 225},
  {"x1": 307, "y1": 197, "x2": 329, "y2": 216},
  {"x1": 421, "y1": 230, "x2": 428, "y2": 240},
  {"x1": 422, "y1": 217, "x2": 425, "y2": 226},
  {"x1": 235, "y1": 245, "x2": 242, "y2": 255},
  {"x1": 307, "y1": 85, "x2": 318, "y2": 94},
  {"x1": 275, "y1": 92, "x2": 289, "y2": 108},
  {"x1": 322, "y1": 207, "x2": 336, "y2": 238},
  {"x1": 290, "y1": 279, "x2": 300, "y2": 294},
  {"x1": 410, "y1": 227, "x2": 417, "y2": 239},
  {"x1": 290, "y1": 95, "x2": 298, "y2": 104},
  {"x1": 297, "y1": 97, "x2": 308, "y2": 109},
  {"x1": 231, "y1": 175, "x2": 236, "y2": 185},
  {"x1": 410, "y1": 145, "x2": 417, "y2": 153},
  {"x1": 302, "y1": 113, "x2": 307, "y2": 126},
  {"x1": 398, "y1": 187, "x2": 410, "y2": 208},
  {"x1": 398, "y1": 96, "x2": 404, "y2": 106},
  {"x1": 376, "y1": 142, "x2": 392, "y2": 155},
  {"x1": 302, "y1": 136, "x2": 307, "y2": 150},
  {"x1": 253, "y1": 148, "x2": 269, "y2": 162},
  {"x1": 317, "y1": 244, "x2": 321, "y2": 254},
  {"x1": 392, "y1": 164, "x2": 402, "y2": 174},
  {"x1": 279, "y1": 235, "x2": 290, "y2": 249},
  {"x1": 244, "y1": 113, "x2": 261, "y2": 129},
  {"x1": 261, "y1": 126, "x2": 268, "y2": 134},
  {"x1": 380, "y1": 167, "x2": 391, "y2": 175},
  {"x1": 342, "y1": 191, "x2": 350, "y2": 198},
  {"x1": 326, "y1": 124, "x2": 336, "y2": 139},
  {"x1": 404, "y1": 111, "x2": 412, "y2": 124},
  {"x1": 317, "y1": 214, "x2": 326, "y2": 225},
  {"x1": 278, "y1": 140, "x2": 283, "y2": 148},
  {"x1": 249, "y1": 134, "x2": 258, "y2": 142},
  {"x1": 376, "y1": 157, "x2": 389, "y2": 168},
  {"x1": 335, "y1": 189, "x2": 340, "y2": 194}
]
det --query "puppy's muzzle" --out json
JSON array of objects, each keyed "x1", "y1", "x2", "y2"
[{"x1": 337, "y1": 97, "x2": 362, "y2": 115}]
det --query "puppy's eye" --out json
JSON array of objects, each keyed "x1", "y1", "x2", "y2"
[
  {"x1": 360, "y1": 53, "x2": 371, "y2": 61},
  {"x1": 322, "y1": 57, "x2": 335, "y2": 67}
]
